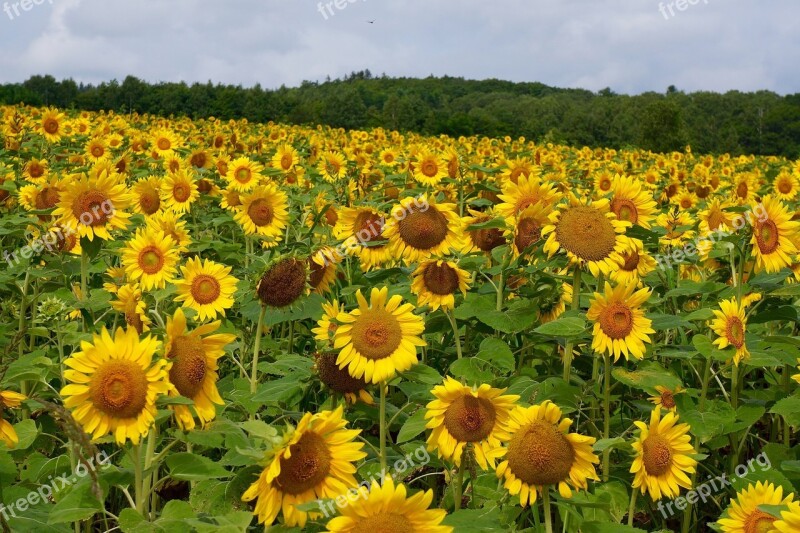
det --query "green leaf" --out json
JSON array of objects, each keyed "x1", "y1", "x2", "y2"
[
  {"x1": 48, "y1": 481, "x2": 103, "y2": 524},
  {"x1": 396, "y1": 409, "x2": 428, "y2": 443},
  {"x1": 612, "y1": 362, "x2": 682, "y2": 392},
  {"x1": 534, "y1": 316, "x2": 588, "y2": 337},
  {"x1": 475, "y1": 338, "x2": 515, "y2": 374},
  {"x1": 581, "y1": 523, "x2": 647, "y2": 533},
  {"x1": 681, "y1": 410, "x2": 726, "y2": 443},
  {"x1": 593, "y1": 437, "x2": 630, "y2": 453},
  {"x1": 442, "y1": 509, "x2": 503, "y2": 531},
  {"x1": 240, "y1": 420, "x2": 278, "y2": 441},
  {"x1": 12, "y1": 419, "x2": 39, "y2": 450},
  {"x1": 771, "y1": 396, "x2": 800, "y2": 429},
  {"x1": 449, "y1": 358, "x2": 493, "y2": 383},
  {"x1": 166, "y1": 452, "x2": 231, "y2": 481},
  {"x1": 650, "y1": 313, "x2": 693, "y2": 331},
  {"x1": 400, "y1": 364, "x2": 443, "y2": 385}
]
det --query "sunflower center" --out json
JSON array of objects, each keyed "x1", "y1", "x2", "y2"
[
  {"x1": 680, "y1": 197, "x2": 692, "y2": 209},
  {"x1": 726, "y1": 317, "x2": 745, "y2": 348},
  {"x1": 515, "y1": 217, "x2": 542, "y2": 253},
  {"x1": 743, "y1": 510, "x2": 776, "y2": 533},
  {"x1": 443, "y1": 395, "x2": 497, "y2": 442},
  {"x1": 315, "y1": 352, "x2": 368, "y2": 394},
  {"x1": 280, "y1": 154, "x2": 293, "y2": 170},
  {"x1": 43, "y1": 118, "x2": 59, "y2": 134},
  {"x1": 350, "y1": 513, "x2": 414, "y2": 533},
  {"x1": 642, "y1": 434, "x2": 672, "y2": 476},
  {"x1": 599, "y1": 302, "x2": 634, "y2": 339},
  {"x1": 469, "y1": 216, "x2": 506, "y2": 252},
  {"x1": 168, "y1": 335, "x2": 207, "y2": 399},
  {"x1": 736, "y1": 182, "x2": 749, "y2": 199},
  {"x1": 610, "y1": 198, "x2": 638, "y2": 224},
  {"x1": 248, "y1": 198, "x2": 274, "y2": 227},
  {"x1": 72, "y1": 190, "x2": 111, "y2": 226},
  {"x1": 621, "y1": 250, "x2": 640, "y2": 272},
  {"x1": 235, "y1": 167, "x2": 251, "y2": 184},
  {"x1": 138, "y1": 246, "x2": 165, "y2": 275},
  {"x1": 37, "y1": 186, "x2": 60, "y2": 209},
  {"x1": 29, "y1": 162, "x2": 45, "y2": 178},
  {"x1": 354, "y1": 211, "x2": 386, "y2": 245},
  {"x1": 755, "y1": 219, "x2": 779, "y2": 254},
  {"x1": 554, "y1": 206, "x2": 617, "y2": 262},
  {"x1": 448, "y1": 157, "x2": 459, "y2": 177},
  {"x1": 599, "y1": 178, "x2": 611, "y2": 191},
  {"x1": 257, "y1": 258, "x2": 307, "y2": 308},
  {"x1": 125, "y1": 308, "x2": 145, "y2": 335},
  {"x1": 275, "y1": 431, "x2": 332, "y2": 495},
  {"x1": 506, "y1": 420, "x2": 575, "y2": 486},
  {"x1": 660, "y1": 391, "x2": 676, "y2": 409},
  {"x1": 696, "y1": 186, "x2": 710, "y2": 199},
  {"x1": 157, "y1": 138, "x2": 171, "y2": 151},
  {"x1": 172, "y1": 183, "x2": 191, "y2": 202},
  {"x1": 351, "y1": 308, "x2": 403, "y2": 360},
  {"x1": 398, "y1": 206, "x2": 449, "y2": 251},
  {"x1": 778, "y1": 180, "x2": 793, "y2": 194},
  {"x1": 191, "y1": 152, "x2": 207, "y2": 168},
  {"x1": 91, "y1": 145, "x2": 105, "y2": 158},
  {"x1": 191, "y1": 275, "x2": 221, "y2": 305},
  {"x1": 707, "y1": 210, "x2": 727, "y2": 231},
  {"x1": 421, "y1": 159, "x2": 439, "y2": 177},
  {"x1": 422, "y1": 262, "x2": 460, "y2": 295},
  {"x1": 89, "y1": 360, "x2": 149, "y2": 419},
  {"x1": 139, "y1": 189, "x2": 161, "y2": 215}
]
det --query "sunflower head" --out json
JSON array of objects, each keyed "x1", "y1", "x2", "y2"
[{"x1": 257, "y1": 255, "x2": 308, "y2": 308}]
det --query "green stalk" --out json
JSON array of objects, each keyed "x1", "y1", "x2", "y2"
[
  {"x1": 563, "y1": 267, "x2": 582, "y2": 382},
  {"x1": 141, "y1": 428, "x2": 158, "y2": 519},
  {"x1": 446, "y1": 310, "x2": 463, "y2": 360},
  {"x1": 453, "y1": 463, "x2": 464, "y2": 511},
  {"x1": 133, "y1": 444, "x2": 144, "y2": 513},
  {"x1": 731, "y1": 363, "x2": 739, "y2": 410},
  {"x1": 250, "y1": 305, "x2": 267, "y2": 395},
  {"x1": 602, "y1": 353, "x2": 611, "y2": 481},
  {"x1": 627, "y1": 489, "x2": 637, "y2": 527},
  {"x1": 542, "y1": 488, "x2": 553, "y2": 533},
  {"x1": 379, "y1": 384, "x2": 387, "y2": 475}
]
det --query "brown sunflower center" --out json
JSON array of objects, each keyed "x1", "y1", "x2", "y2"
[
  {"x1": 43, "y1": 118, "x2": 59, "y2": 134},
  {"x1": 172, "y1": 182, "x2": 191, "y2": 203},
  {"x1": 28, "y1": 162, "x2": 45, "y2": 178},
  {"x1": 726, "y1": 317, "x2": 745, "y2": 348},
  {"x1": 191, "y1": 275, "x2": 221, "y2": 305},
  {"x1": 755, "y1": 219, "x2": 779, "y2": 254},
  {"x1": 743, "y1": 510, "x2": 776, "y2": 533},
  {"x1": 448, "y1": 157, "x2": 459, "y2": 178},
  {"x1": 191, "y1": 152, "x2": 208, "y2": 168},
  {"x1": 696, "y1": 185, "x2": 710, "y2": 199},
  {"x1": 778, "y1": 179, "x2": 793, "y2": 194},
  {"x1": 506, "y1": 420, "x2": 575, "y2": 486},
  {"x1": 599, "y1": 302, "x2": 634, "y2": 339},
  {"x1": 235, "y1": 167, "x2": 251, "y2": 184},
  {"x1": 554, "y1": 206, "x2": 617, "y2": 262},
  {"x1": 420, "y1": 158, "x2": 439, "y2": 178},
  {"x1": 599, "y1": 178, "x2": 611, "y2": 191},
  {"x1": 610, "y1": 197, "x2": 638, "y2": 224},
  {"x1": 736, "y1": 181, "x2": 749, "y2": 199},
  {"x1": 138, "y1": 246, "x2": 165, "y2": 275},
  {"x1": 397, "y1": 206, "x2": 449, "y2": 251},
  {"x1": 275, "y1": 431, "x2": 332, "y2": 495},
  {"x1": 351, "y1": 308, "x2": 403, "y2": 360},
  {"x1": 354, "y1": 211, "x2": 386, "y2": 245},
  {"x1": 89, "y1": 359, "x2": 149, "y2": 419},
  {"x1": 621, "y1": 250, "x2": 640, "y2": 272},
  {"x1": 315, "y1": 352, "x2": 369, "y2": 394},
  {"x1": 680, "y1": 197, "x2": 693, "y2": 209},
  {"x1": 71, "y1": 190, "x2": 111, "y2": 226},
  {"x1": 443, "y1": 395, "x2": 497, "y2": 442},
  {"x1": 642, "y1": 434, "x2": 672, "y2": 476},
  {"x1": 139, "y1": 189, "x2": 161, "y2": 215},
  {"x1": 36, "y1": 186, "x2": 60, "y2": 210},
  {"x1": 660, "y1": 391, "x2": 676, "y2": 409},
  {"x1": 280, "y1": 154, "x2": 293, "y2": 170},
  {"x1": 168, "y1": 335, "x2": 207, "y2": 399},
  {"x1": 157, "y1": 138, "x2": 171, "y2": 151},
  {"x1": 422, "y1": 262, "x2": 460, "y2": 295},
  {"x1": 91, "y1": 145, "x2": 105, "y2": 158},
  {"x1": 257, "y1": 258, "x2": 306, "y2": 308},
  {"x1": 515, "y1": 217, "x2": 542, "y2": 253},
  {"x1": 308, "y1": 258, "x2": 326, "y2": 289},
  {"x1": 350, "y1": 513, "x2": 414, "y2": 533},
  {"x1": 707, "y1": 210, "x2": 727, "y2": 231},
  {"x1": 469, "y1": 216, "x2": 506, "y2": 252},
  {"x1": 248, "y1": 198, "x2": 274, "y2": 227}
]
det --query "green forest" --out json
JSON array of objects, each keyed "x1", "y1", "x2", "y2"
[{"x1": 3, "y1": 72, "x2": 799, "y2": 156}]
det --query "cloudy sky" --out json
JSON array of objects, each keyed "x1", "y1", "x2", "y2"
[{"x1": 0, "y1": 0, "x2": 796, "y2": 94}]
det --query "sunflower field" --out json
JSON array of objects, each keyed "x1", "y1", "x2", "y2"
[{"x1": 2, "y1": 105, "x2": 800, "y2": 533}]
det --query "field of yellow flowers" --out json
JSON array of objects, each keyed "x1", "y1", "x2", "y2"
[{"x1": 1, "y1": 105, "x2": 800, "y2": 532}]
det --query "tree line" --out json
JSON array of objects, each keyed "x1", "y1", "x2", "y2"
[{"x1": 2, "y1": 72, "x2": 799, "y2": 156}]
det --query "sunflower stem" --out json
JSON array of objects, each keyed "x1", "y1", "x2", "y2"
[
  {"x1": 542, "y1": 488, "x2": 553, "y2": 533},
  {"x1": 446, "y1": 310, "x2": 463, "y2": 361},
  {"x1": 627, "y1": 488, "x2": 637, "y2": 527},
  {"x1": 453, "y1": 462, "x2": 463, "y2": 511},
  {"x1": 250, "y1": 304, "x2": 267, "y2": 396},
  {"x1": 379, "y1": 383, "x2": 388, "y2": 476},
  {"x1": 133, "y1": 444, "x2": 144, "y2": 514},
  {"x1": 562, "y1": 267, "x2": 582, "y2": 383},
  {"x1": 731, "y1": 363, "x2": 739, "y2": 410},
  {"x1": 602, "y1": 353, "x2": 611, "y2": 482},
  {"x1": 142, "y1": 427, "x2": 158, "y2": 519}
]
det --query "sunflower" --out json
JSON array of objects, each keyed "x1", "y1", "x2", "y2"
[
  {"x1": 111, "y1": 283, "x2": 151, "y2": 334},
  {"x1": 272, "y1": 144, "x2": 300, "y2": 172},
  {"x1": 85, "y1": 137, "x2": 109, "y2": 162},
  {"x1": 500, "y1": 157, "x2": 538, "y2": 184},
  {"x1": 648, "y1": 385, "x2": 685, "y2": 413},
  {"x1": 750, "y1": 196, "x2": 799, "y2": 274},
  {"x1": 19, "y1": 177, "x2": 63, "y2": 218},
  {"x1": 164, "y1": 309, "x2": 235, "y2": 430},
  {"x1": 538, "y1": 281, "x2": 572, "y2": 324},
  {"x1": 698, "y1": 198, "x2": 736, "y2": 235},
  {"x1": 732, "y1": 173, "x2": 757, "y2": 205},
  {"x1": 220, "y1": 187, "x2": 243, "y2": 212},
  {"x1": 630, "y1": 406, "x2": 697, "y2": 501},
  {"x1": 257, "y1": 256, "x2": 308, "y2": 308},
  {"x1": 318, "y1": 151, "x2": 348, "y2": 183},
  {"x1": 333, "y1": 206, "x2": 393, "y2": 270},
  {"x1": 174, "y1": 257, "x2": 237, "y2": 320},
  {"x1": 593, "y1": 170, "x2": 615, "y2": 195},
  {"x1": 383, "y1": 195, "x2": 463, "y2": 263},
  {"x1": 234, "y1": 184, "x2": 289, "y2": 242},
  {"x1": 496, "y1": 400, "x2": 599, "y2": 505},
  {"x1": 53, "y1": 170, "x2": 132, "y2": 241},
  {"x1": 132, "y1": 176, "x2": 163, "y2": 216},
  {"x1": 150, "y1": 128, "x2": 182, "y2": 156},
  {"x1": 379, "y1": 148, "x2": 400, "y2": 168},
  {"x1": 608, "y1": 174, "x2": 658, "y2": 229},
  {"x1": 412, "y1": 150, "x2": 447, "y2": 186},
  {"x1": 710, "y1": 297, "x2": 750, "y2": 365},
  {"x1": 496, "y1": 174, "x2": 561, "y2": 223},
  {"x1": 425, "y1": 377, "x2": 518, "y2": 469},
  {"x1": 226, "y1": 156, "x2": 264, "y2": 191},
  {"x1": 673, "y1": 190, "x2": 697, "y2": 211},
  {"x1": 333, "y1": 287, "x2": 426, "y2": 384},
  {"x1": 461, "y1": 208, "x2": 507, "y2": 254},
  {"x1": 508, "y1": 202, "x2": 550, "y2": 257},
  {"x1": 22, "y1": 157, "x2": 48, "y2": 182},
  {"x1": 410, "y1": 259, "x2": 470, "y2": 311},
  {"x1": 121, "y1": 228, "x2": 180, "y2": 291},
  {"x1": 0, "y1": 391, "x2": 26, "y2": 448},
  {"x1": 313, "y1": 351, "x2": 373, "y2": 405},
  {"x1": 656, "y1": 211, "x2": 696, "y2": 249},
  {"x1": 717, "y1": 481, "x2": 794, "y2": 533},
  {"x1": 587, "y1": 282, "x2": 654, "y2": 362},
  {"x1": 324, "y1": 476, "x2": 452, "y2": 533},
  {"x1": 241, "y1": 406, "x2": 366, "y2": 527},
  {"x1": 145, "y1": 210, "x2": 192, "y2": 252},
  {"x1": 542, "y1": 195, "x2": 630, "y2": 277},
  {"x1": 39, "y1": 108, "x2": 65, "y2": 143},
  {"x1": 309, "y1": 247, "x2": 340, "y2": 295},
  {"x1": 60, "y1": 327, "x2": 172, "y2": 445},
  {"x1": 776, "y1": 500, "x2": 800, "y2": 532},
  {"x1": 774, "y1": 171, "x2": 799, "y2": 202},
  {"x1": 160, "y1": 170, "x2": 199, "y2": 214},
  {"x1": 610, "y1": 238, "x2": 657, "y2": 286},
  {"x1": 188, "y1": 148, "x2": 213, "y2": 170},
  {"x1": 313, "y1": 299, "x2": 345, "y2": 349}
]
